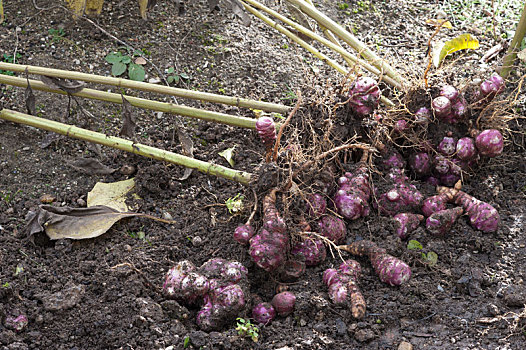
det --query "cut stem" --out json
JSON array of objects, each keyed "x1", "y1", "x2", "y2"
[
  {"x1": 0, "y1": 74, "x2": 258, "y2": 129},
  {"x1": 0, "y1": 62, "x2": 290, "y2": 114},
  {"x1": 500, "y1": 2, "x2": 526, "y2": 78},
  {"x1": 0, "y1": 108, "x2": 253, "y2": 185},
  {"x1": 284, "y1": 0, "x2": 408, "y2": 88}
]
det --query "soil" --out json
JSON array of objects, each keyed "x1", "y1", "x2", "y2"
[{"x1": 1, "y1": 1, "x2": 526, "y2": 349}]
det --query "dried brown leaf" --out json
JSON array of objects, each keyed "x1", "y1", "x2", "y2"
[
  {"x1": 25, "y1": 77, "x2": 36, "y2": 115},
  {"x1": 40, "y1": 76, "x2": 86, "y2": 94},
  {"x1": 69, "y1": 158, "x2": 117, "y2": 175},
  {"x1": 120, "y1": 95, "x2": 136, "y2": 138}
]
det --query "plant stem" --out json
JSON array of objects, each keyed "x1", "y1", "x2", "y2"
[
  {"x1": 240, "y1": 0, "x2": 402, "y2": 90},
  {"x1": 0, "y1": 74, "x2": 258, "y2": 129},
  {"x1": 241, "y1": 3, "x2": 394, "y2": 107},
  {"x1": 284, "y1": 0, "x2": 408, "y2": 88},
  {"x1": 500, "y1": 2, "x2": 526, "y2": 78},
  {"x1": 0, "y1": 108, "x2": 253, "y2": 185},
  {"x1": 0, "y1": 62, "x2": 290, "y2": 114}
]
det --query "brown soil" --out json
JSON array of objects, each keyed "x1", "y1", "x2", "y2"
[{"x1": 1, "y1": 1, "x2": 526, "y2": 349}]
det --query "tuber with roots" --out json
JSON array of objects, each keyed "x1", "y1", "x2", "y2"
[
  {"x1": 421, "y1": 194, "x2": 449, "y2": 217},
  {"x1": 377, "y1": 167, "x2": 424, "y2": 216},
  {"x1": 409, "y1": 152, "x2": 432, "y2": 177},
  {"x1": 393, "y1": 213, "x2": 424, "y2": 239},
  {"x1": 432, "y1": 85, "x2": 467, "y2": 124},
  {"x1": 339, "y1": 240, "x2": 411, "y2": 286},
  {"x1": 255, "y1": 116, "x2": 277, "y2": 148},
  {"x1": 334, "y1": 157, "x2": 372, "y2": 220},
  {"x1": 271, "y1": 291, "x2": 296, "y2": 316},
  {"x1": 474, "y1": 129, "x2": 504, "y2": 158},
  {"x1": 318, "y1": 215, "x2": 347, "y2": 244},
  {"x1": 476, "y1": 73, "x2": 505, "y2": 104},
  {"x1": 234, "y1": 224, "x2": 255, "y2": 245},
  {"x1": 438, "y1": 136, "x2": 457, "y2": 157},
  {"x1": 414, "y1": 107, "x2": 432, "y2": 125},
  {"x1": 249, "y1": 189, "x2": 289, "y2": 271},
  {"x1": 252, "y1": 302, "x2": 276, "y2": 324},
  {"x1": 306, "y1": 194, "x2": 327, "y2": 218},
  {"x1": 323, "y1": 260, "x2": 366, "y2": 319},
  {"x1": 291, "y1": 238, "x2": 327, "y2": 266},
  {"x1": 426, "y1": 207, "x2": 464, "y2": 236},
  {"x1": 438, "y1": 182, "x2": 500, "y2": 233},
  {"x1": 348, "y1": 77, "x2": 381, "y2": 116}
]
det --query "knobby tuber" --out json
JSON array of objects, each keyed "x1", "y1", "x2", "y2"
[
  {"x1": 438, "y1": 182, "x2": 500, "y2": 233},
  {"x1": 334, "y1": 164, "x2": 371, "y2": 220},
  {"x1": 474, "y1": 129, "x2": 504, "y2": 158},
  {"x1": 291, "y1": 238, "x2": 327, "y2": 266},
  {"x1": 234, "y1": 224, "x2": 255, "y2": 245},
  {"x1": 318, "y1": 215, "x2": 347, "y2": 244},
  {"x1": 426, "y1": 207, "x2": 464, "y2": 236},
  {"x1": 249, "y1": 189, "x2": 288, "y2": 271},
  {"x1": 306, "y1": 194, "x2": 327, "y2": 218},
  {"x1": 255, "y1": 116, "x2": 277, "y2": 148},
  {"x1": 421, "y1": 194, "x2": 448, "y2": 217},
  {"x1": 252, "y1": 302, "x2": 276, "y2": 324},
  {"x1": 431, "y1": 85, "x2": 467, "y2": 124},
  {"x1": 377, "y1": 167, "x2": 423, "y2": 216},
  {"x1": 456, "y1": 137, "x2": 477, "y2": 161},
  {"x1": 340, "y1": 240, "x2": 411, "y2": 286},
  {"x1": 323, "y1": 260, "x2": 366, "y2": 318},
  {"x1": 393, "y1": 213, "x2": 424, "y2": 239},
  {"x1": 476, "y1": 73, "x2": 505, "y2": 104},
  {"x1": 348, "y1": 77, "x2": 381, "y2": 116}
]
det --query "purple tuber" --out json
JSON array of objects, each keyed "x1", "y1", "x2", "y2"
[
  {"x1": 306, "y1": 194, "x2": 327, "y2": 218},
  {"x1": 348, "y1": 77, "x2": 381, "y2": 116},
  {"x1": 438, "y1": 136, "x2": 457, "y2": 156},
  {"x1": 409, "y1": 152, "x2": 432, "y2": 177},
  {"x1": 255, "y1": 116, "x2": 277, "y2": 148},
  {"x1": 456, "y1": 137, "x2": 477, "y2": 160},
  {"x1": 426, "y1": 207, "x2": 464, "y2": 236},
  {"x1": 421, "y1": 194, "x2": 448, "y2": 217},
  {"x1": 334, "y1": 165, "x2": 371, "y2": 220},
  {"x1": 393, "y1": 213, "x2": 424, "y2": 239},
  {"x1": 234, "y1": 224, "x2": 255, "y2": 245},
  {"x1": 323, "y1": 260, "x2": 366, "y2": 318},
  {"x1": 414, "y1": 107, "x2": 432, "y2": 125},
  {"x1": 475, "y1": 129, "x2": 504, "y2": 157},
  {"x1": 291, "y1": 238, "x2": 326, "y2": 266},
  {"x1": 252, "y1": 302, "x2": 276, "y2": 324},
  {"x1": 271, "y1": 291, "x2": 296, "y2": 316},
  {"x1": 318, "y1": 215, "x2": 347, "y2": 244}
]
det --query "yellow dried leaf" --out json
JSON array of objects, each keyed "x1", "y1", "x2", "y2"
[
  {"x1": 85, "y1": 0, "x2": 104, "y2": 15},
  {"x1": 433, "y1": 33, "x2": 480, "y2": 67},
  {"x1": 0, "y1": 0, "x2": 4, "y2": 24},
  {"x1": 87, "y1": 178, "x2": 135, "y2": 212},
  {"x1": 138, "y1": 0, "x2": 148, "y2": 19},
  {"x1": 425, "y1": 19, "x2": 453, "y2": 29},
  {"x1": 66, "y1": 0, "x2": 86, "y2": 18}
]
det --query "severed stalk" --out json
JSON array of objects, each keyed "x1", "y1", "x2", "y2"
[
  {"x1": 284, "y1": 0, "x2": 407, "y2": 88},
  {"x1": 240, "y1": 0, "x2": 402, "y2": 91},
  {"x1": 241, "y1": 3, "x2": 394, "y2": 106},
  {"x1": 0, "y1": 62, "x2": 290, "y2": 114},
  {"x1": 500, "y1": 2, "x2": 526, "y2": 78},
  {"x1": 0, "y1": 74, "x2": 259, "y2": 129},
  {"x1": 0, "y1": 108, "x2": 253, "y2": 185}
]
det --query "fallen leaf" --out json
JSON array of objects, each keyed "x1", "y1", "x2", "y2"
[
  {"x1": 480, "y1": 43, "x2": 504, "y2": 63},
  {"x1": 176, "y1": 119, "x2": 194, "y2": 181},
  {"x1": 69, "y1": 158, "x2": 117, "y2": 175},
  {"x1": 39, "y1": 194, "x2": 56, "y2": 204},
  {"x1": 425, "y1": 19, "x2": 453, "y2": 28},
  {"x1": 40, "y1": 76, "x2": 85, "y2": 94},
  {"x1": 0, "y1": 0, "x2": 4, "y2": 24},
  {"x1": 135, "y1": 57, "x2": 147, "y2": 65},
  {"x1": 26, "y1": 205, "x2": 142, "y2": 240},
  {"x1": 40, "y1": 132, "x2": 63, "y2": 149},
  {"x1": 85, "y1": 0, "x2": 104, "y2": 16},
  {"x1": 219, "y1": 146, "x2": 236, "y2": 167},
  {"x1": 518, "y1": 48, "x2": 526, "y2": 62},
  {"x1": 87, "y1": 178, "x2": 135, "y2": 212},
  {"x1": 120, "y1": 95, "x2": 136, "y2": 138},
  {"x1": 433, "y1": 33, "x2": 480, "y2": 67},
  {"x1": 138, "y1": 0, "x2": 149, "y2": 19},
  {"x1": 24, "y1": 77, "x2": 36, "y2": 116},
  {"x1": 223, "y1": 0, "x2": 251, "y2": 26}
]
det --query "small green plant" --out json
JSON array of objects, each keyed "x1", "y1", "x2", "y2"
[
  {"x1": 235, "y1": 318, "x2": 259, "y2": 342},
  {"x1": 1, "y1": 189, "x2": 21, "y2": 203},
  {"x1": 225, "y1": 193, "x2": 244, "y2": 214},
  {"x1": 127, "y1": 229, "x2": 151, "y2": 246},
  {"x1": 0, "y1": 53, "x2": 22, "y2": 75},
  {"x1": 338, "y1": 3, "x2": 349, "y2": 10},
  {"x1": 281, "y1": 85, "x2": 298, "y2": 101},
  {"x1": 2, "y1": 282, "x2": 10, "y2": 288},
  {"x1": 48, "y1": 28, "x2": 66, "y2": 43},
  {"x1": 166, "y1": 67, "x2": 190, "y2": 85},
  {"x1": 183, "y1": 335, "x2": 190, "y2": 348},
  {"x1": 105, "y1": 50, "x2": 146, "y2": 82},
  {"x1": 407, "y1": 240, "x2": 438, "y2": 266}
]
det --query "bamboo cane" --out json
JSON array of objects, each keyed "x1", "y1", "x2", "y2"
[
  {"x1": 0, "y1": 62, "x2": 290, "y2": 114},
  {"x1": 284, "y1": 0, "x2": 408, "y2": 88},
  {"x1": 0, "y1": 108, "x2": 253, "y2": 185},
  {"x1": 0, "y1": 74, "x2": 259, "y2": 129},
  {"x1": 240, "y1": 0, "x2": 402, "y2": 90},
  {"x1": 500, "y1": 2, "x2": 526, "y2": 78}
]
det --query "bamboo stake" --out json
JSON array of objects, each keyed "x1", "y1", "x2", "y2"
[
  {"x1": 240, "y1": 0, "x2": 402, "y2": 90},
  {"x1": 0, "y1": 74, "x2": 258, "y2": 129},
  {"x1": 0, "y1": 62, "x2": 290, "y2": 114},
  {"x1": 500, "y1": 2, "x2": 526, "y2": 78},
  {"x1": 0, "y1": 108, "x2": 253, "y2": 185},
  {"x1": 241, "y1": 3, "x2": 394, "y2": 107},
  {"x1": 242, "y1": 3, "x2": 348, "y2": 76},
  {"x1": 284, "y1": 0, "x2": 408, "y2": 88}
]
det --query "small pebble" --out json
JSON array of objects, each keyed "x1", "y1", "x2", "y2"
[
  {"x1": 436, "y1": 10, "x2": 447, "y2": 19},
  {"x1": 398, "y1": 341, "x2": 413, "y2": 350},
  {"x1": 76, "y1": 198, "x2": 86, "y2": 207},
  {"x1": 162, "y1": 212, "x2": 173, "y2": 220},
  {"x1": 124, "y1": 244, "x2": 132, "y2": 252},
  {"x1": 40, "y1": 194, "x2": 56, "y2": 204},
  {"x1": 192, "y1": 236, "x2": 203, "y2": 246},
  {"x1": 6, "y1": 207, "x2": 14, "y2": 215},
  {"x1": 120, "y1": 164, "x2": 136, "y2": 176}
]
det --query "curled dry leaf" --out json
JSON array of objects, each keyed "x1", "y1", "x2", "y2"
[
  {"x1": 68, "y1": 158, "x2": 117, "y2": 175},
  {"x1": 40, "y1": 75, "x2": 86, "y2": 94},
  {"x1": 120, "y1": 95, "x2": 137, "y2": 138}
]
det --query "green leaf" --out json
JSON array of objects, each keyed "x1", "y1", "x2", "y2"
[
  {"x1": 128, "y1": 63, "x2": 145, "y2": 82},
  {"x1": 180, "y1": 73, "x2": 190, "y2": 80},
  {"x1": 425, "y1": 251, "x2": 438, "y2": 266},
  {"x1": 219, "y1": 146, "x2": 236, "y2": 167},
  {"x1": 183, "y1": 336, "x2": 190, "y2": 348},
  {"x1": 121, "y1": 55, "x2": 132, "y2": 64},
  {"x1": 433, "y1": 33, "x2": 480, "y2": 67},
  {"x1": 105, "y1": 52, "x2": 123, "y2": 64},
  {"x1": 111, "y1": 62, "x2": 127, "y2": 76},
  {"x1": 407, "y1": 240, "x2": 423, "y2": 251},
  {"x1": 167, "y1": 67, "x2": 175, "y2": 74},
  {"x1": 167, "y1": 76, "x2": 174, "y2": 84}
]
